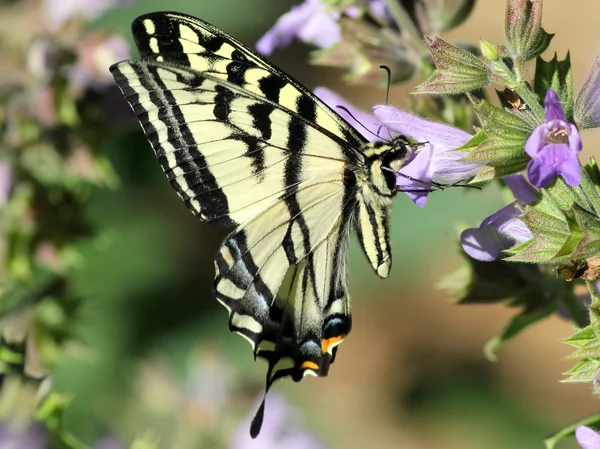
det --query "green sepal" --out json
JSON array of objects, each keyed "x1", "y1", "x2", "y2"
[
  {"x1": 414, "y1": 36, "x2": 490, "y2": 95},
  {"x1": 472, "y1": 100, "x2": 533, "y2": 150},
  {"x1": 508, "y1": 162, "x2": 600, "y2": 263},
  {"x1": 505, "y1": 0, "x2": 554, "y2": 61},
  {"x1": 574, "y1": 56, "x2": 600, "y2": 129},
  {"x1": 533, "y1": 52, "x2": 574, "y2": 119},
  {"x1": 469, "y1": 158, "x2": 529, "y2": 183},
  {"x1": 506, "y1": 195, "x2": 573, "y2": 264},
  {"x1": 562, "y1": 325, "x2": 600, "y2": 361},
  {"x1": 545, "y1": 413, "x2": 600, "y2": 449},
  {"x1": 484, "y1": 292, "x2": 558, "y2": 361},
  {"x1": 458, "y1": 101, "x2": 532, "y2": 181},
  {"x1": 561, "y1": 358, "x2": 600, "y2": 383}
]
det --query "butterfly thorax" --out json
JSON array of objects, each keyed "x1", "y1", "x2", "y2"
[{"x1": 359, "y1": 136, "x2": 414, "y2": 198}]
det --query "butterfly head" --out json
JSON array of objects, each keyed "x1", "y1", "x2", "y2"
[{"x1": 363, "y1": 136, "x2": 419, "y2": 197}]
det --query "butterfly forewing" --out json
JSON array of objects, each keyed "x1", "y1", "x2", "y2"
[{"x1": 129, "y1": 11, "x2": 367, "y2": 157}]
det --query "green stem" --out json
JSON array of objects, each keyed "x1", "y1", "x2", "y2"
[
  {"x1": 490, "y1": 57, "x2": 545, "y2": 122},
  {"x1": 512, "y1": 82, "x2": 545, "y2": 122},
  {"x1": 586, "y1": 280, "x2": 600, "y2": 330},
  {"x1": 385, "y1": 0, "x2": 427, "y2": 54},
  {"x1": 544, "y1": 412, "x2": 600, "y2": 449}
]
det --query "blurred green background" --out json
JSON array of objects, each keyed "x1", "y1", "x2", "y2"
[{"x1": 5, "y1": 0, "x2": 600, "y2": 448}]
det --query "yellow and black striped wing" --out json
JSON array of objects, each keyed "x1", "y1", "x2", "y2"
[{"x1": 109, "y1": 11, "x2": 369, "y2": 427}]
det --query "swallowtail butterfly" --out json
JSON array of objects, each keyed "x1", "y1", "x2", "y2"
[{"x1": 110, "y1": 11, "x2": 420, "y2": 436}]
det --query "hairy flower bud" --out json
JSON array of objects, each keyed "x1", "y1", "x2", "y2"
[
  {"x1": 505, "y1": 0, "x2": 553, "y2": 61},
  {"x1": 415, "y1": 36, "x2": 490, "y2": 94}
]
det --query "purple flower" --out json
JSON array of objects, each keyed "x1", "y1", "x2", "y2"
[
  {"x1": 373, "y1": 105, "x2": 485, "y2": 207},
  {"x1": 257, "y1": 0, "x2": 360, "y2": 55},
  {"x1": 525, "y1": 89, "x2": 582, "y2": 187},
  {"x1": 460, "y1": 174, "x2": 535, "y2": 262},
  {"x1": 365, "y1": 0, "x2": 389, "y2": 20},
  {"x1": 0, "y1": 422, "x2": 47, "y2": 449},
  {"x1": 0, "y1": 162, "x2": 11, "y2": 206},
  {"x1": 576, "y1": 426, "x2": 600, "y2": 449},
  {"x1": 230, "y1": 393, "x2": 327, "y2": 449},
  {"x1": 70, "y1": 34, "x2": 130, "y2": 91},
  {"x1": 43, "y1": 0, "x2": 135, "y2": 29}
]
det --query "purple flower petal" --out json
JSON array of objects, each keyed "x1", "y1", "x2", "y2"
[
  {"x1": 43, "y1": 0, "x2": 134, "y2": 29},
  {"x1": 569, "y1": 123, "x2": 583, "y2": 152},
  {"x1": 366, "y1": 0, "x2": 389, "y2": 20},
  {"x1": 528, "y1": 143, "x2": 581, "y2": 187},
  {"x1": 503, "y1": 174, "x2": 537, "y2": 204},
  {"x1": 0, "y1": 162, "x2": 11, "y2": 206},
  {"x1": 373, "y1": 105, "x2": 485, "y2": 206},
  {"x1": 575, "y1": 426, "x2": 600, "y2": 449},
  {"x1": 373, "y1": 105, "x2": 472, "y2": 149},
  {"x1": 461, "y1": 226, "x2": 506, "y2": 262},
  {"x1": 461, "y1": 203, "x2": 532, "y2": 262},
  {"x1": 544, "y1": 88, "x2": 568, "y2": 123},
  {"x1": 296, "y1": 7, "x2": 341, "y2": 49},
  {"x1": 525, "y1": 89, "x2": 582, "y2": 187},
  {"x1": 396, "y1": 145, "x2": 433, "y2": 207},
  {"x1": 314, "y1": 87, "x2": 382, "y2": 141},
  {"x1": 524, "y1": 125, "x2": 546, "y2": 157},
  {"x1": 256, "y1": 0, "x2": 340, "y2": 55},
  {"x1": 0, "y1": 422, "x2": 47, "y2": 449}
]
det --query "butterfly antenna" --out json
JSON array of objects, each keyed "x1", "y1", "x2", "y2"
[
  {"x1": 383, "y1": 167, "x2": 482, "y2": 193},
  {"x1": 336, "y1": 105, "x2": 382, "y2": 140},
  {"x1": 379, "y1": 65, "x2": 392, "y2": 105}
]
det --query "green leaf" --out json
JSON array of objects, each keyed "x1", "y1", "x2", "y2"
[
  {"x1": 415, "y1": 36, "x2": 491, "y2": 95},
  {"x1": 533, "y1": 52, "x2": 574, "y2": 119},
  {"x1": 484, "y1": 296, "x2": 557, "y2": 360},
  {"x1": 545, "y1": 413, "x2": 600, "y2": 449}
]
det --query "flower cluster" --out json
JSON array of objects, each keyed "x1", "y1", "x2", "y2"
[
  {"x1": 260, "y1": 1, "x2": 600, "y2": 446},
  {"x1": 258, "y1": 0, "x2": 475, "y2": 84}
]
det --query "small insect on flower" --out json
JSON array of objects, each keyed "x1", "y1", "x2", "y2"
[{"x1": 525, "y1": 89, "x2": 582, "y2": 188}]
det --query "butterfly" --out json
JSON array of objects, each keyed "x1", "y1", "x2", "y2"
[{"x1": 110, "y1": 11, "x2": 420, "y2": 437}]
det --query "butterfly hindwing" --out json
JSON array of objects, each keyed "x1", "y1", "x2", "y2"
[{"x1": 213, "y1": 174, "x2": 354, "y2": 381}]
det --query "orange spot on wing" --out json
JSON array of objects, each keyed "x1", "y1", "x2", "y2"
[
  {"x1": 322, "y1": 335, "x2": 344, "y2": 354},
  {"x1": 300, "y1": 361, "x2": 319, "y2": 371}
]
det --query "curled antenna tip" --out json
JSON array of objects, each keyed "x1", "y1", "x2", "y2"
[{"x1": 379, "y1": 65, "x2": 392, "y2": 105}]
